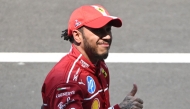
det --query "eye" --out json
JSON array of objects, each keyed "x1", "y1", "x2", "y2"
[
  {"x1": 106, "y1": 26, "x2": 111, "y2": 32},
  {"x1": 91, "y1": 28, "x2": 102, "y2": 34}
]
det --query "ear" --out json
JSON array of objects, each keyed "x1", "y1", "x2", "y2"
[{"x1": 72, "y1": 30, "x2": 82, "y2": 44}]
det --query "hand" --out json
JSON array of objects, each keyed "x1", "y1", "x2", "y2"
[{"x1": 118, "y1": 84, "x2": 144, "y2": 109}]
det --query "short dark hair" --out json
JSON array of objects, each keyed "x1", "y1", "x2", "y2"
[
  {"x1": 61, "y1": 27, "x2": 84, "y2": 43},
  {"x1": 61, "y1": 29, "x2": 74, "y2": 43}
]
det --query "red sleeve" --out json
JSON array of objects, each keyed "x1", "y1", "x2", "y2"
[{"x1": 44, "y1": 83, "x2": 84, "y2": 109}]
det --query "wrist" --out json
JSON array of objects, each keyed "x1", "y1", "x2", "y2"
[{"x1": 108, "y1": 104, "x2": 120, "y2": 109}]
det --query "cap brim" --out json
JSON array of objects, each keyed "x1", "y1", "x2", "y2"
[{"x1": 84, "y1": 16, "x2": 122, "y2": 28}]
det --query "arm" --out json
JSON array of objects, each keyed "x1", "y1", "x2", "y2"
[{"x1": 42, "y1": 83, "x2": 84, "y2": 109}]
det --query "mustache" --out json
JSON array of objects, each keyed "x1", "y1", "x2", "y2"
[{"x1": 97, "y1": 40, "x2": 111, "y2": 44}]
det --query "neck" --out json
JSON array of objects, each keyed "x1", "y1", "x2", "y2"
[{"x1": 74, "y1": 44, "x2": 99, "y2": 64}]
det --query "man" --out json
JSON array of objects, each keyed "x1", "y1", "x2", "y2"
[{"x1": 41, "y1": 4, "x2": 143, "y2": 109}]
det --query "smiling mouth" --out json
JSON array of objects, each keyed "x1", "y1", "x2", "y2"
[
  {"x1": 98, "y1": 42, "x2": 110, "y2": 47},
  {"x1": 98, "y1": 41, "x2": 110, "y2": 44}
]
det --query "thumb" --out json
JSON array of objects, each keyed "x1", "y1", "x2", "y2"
[{"x1": 127, "y1": 83, "x2": 138, "y2": 96}]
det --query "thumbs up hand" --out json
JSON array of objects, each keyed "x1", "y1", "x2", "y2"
[{"x1": 118, "y1": 84, "x2": 144, "y2": 109}]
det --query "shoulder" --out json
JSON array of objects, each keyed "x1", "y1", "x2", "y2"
[{"x1": 42, "y1": 55, "x2": 81, "y2": 92}]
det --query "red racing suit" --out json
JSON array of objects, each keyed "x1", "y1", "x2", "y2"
[{"x1": 41, "y1": 44, "x2": 120, "y2": 109}]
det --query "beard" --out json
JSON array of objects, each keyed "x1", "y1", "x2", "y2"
[{"x1": 83, "y1": 36, "x2": 109, "y2": 60}]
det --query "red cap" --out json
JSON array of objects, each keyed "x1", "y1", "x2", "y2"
[{"x1": 67, "y1": 4, "x2": 122, "y2": 36}]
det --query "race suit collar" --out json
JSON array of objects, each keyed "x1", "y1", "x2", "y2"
[{"x1": 69, "y1": 44, "x2": 101, "y2": 74}]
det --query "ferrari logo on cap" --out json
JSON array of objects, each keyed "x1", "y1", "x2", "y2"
[
  {"x1": 91, "y1": 5, "x2": 107, "y2": 16},
  {"x1": 97, "y1": 7, "x2": 105, "y2": 13}
]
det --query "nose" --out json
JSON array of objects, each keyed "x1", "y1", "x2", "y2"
[
  {"x1": 102, "y1": 34, "x2": 111, "y2": 40},
  {"x1": 99, "y1": 29, "x2": 111, "y2": 39}
]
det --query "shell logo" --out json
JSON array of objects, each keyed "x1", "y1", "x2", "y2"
[{"x1": 91, "y1": 98, "x2": 100, "y2": 109}]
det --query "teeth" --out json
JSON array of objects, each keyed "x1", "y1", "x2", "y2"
[{"x1": 98, "y1": 42, "x2": 109, "y2": 44}]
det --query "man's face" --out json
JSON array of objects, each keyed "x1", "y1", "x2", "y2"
[{"x1": 81, "y1": 24, "x2": 112, "y2": 60}]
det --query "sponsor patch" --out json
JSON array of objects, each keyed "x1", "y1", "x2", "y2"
[
  {"x1": 78, "y1": 79, "x2": 85, "y2": 85},
  {"x1": 56, "y1": 91, "x2": 75, "y2": 98},
  {"x1": 58, "y1": 102, "x2": 65, "y2": 109},
  {"x1": 100, "y1": 68, "x2": 107, "y2": 77},
  {"x1": 87, "y1": 76, "x2": 96, "y2": 94},
  {"x1": 57, "y1": 97, "x2": 75, "y2": 109},
  {"x1": 91, "y1": 98, "x2": 100, "y2": 109},
  {"x1": 80, "y1": 60, "x2": 89, "y2": 68}
]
